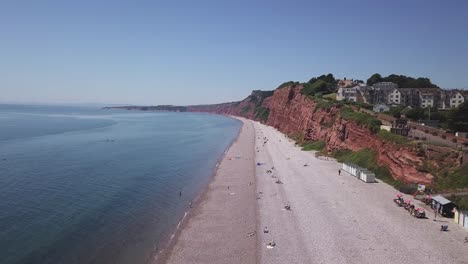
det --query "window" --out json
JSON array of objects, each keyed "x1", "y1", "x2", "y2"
[{"x1": 459, "y1": 100, "x2": 462, "y2": 103}]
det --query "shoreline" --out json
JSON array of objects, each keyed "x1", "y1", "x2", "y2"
[
  {"x1": 162, "y1": 117, "x2": 257, "y2": 264},
  {"x1": 155, "y1": 116, "x2": 253, "y2": 263},
  {"x1": 159, "y1": 116, "x2": 468, "y2": 264}
]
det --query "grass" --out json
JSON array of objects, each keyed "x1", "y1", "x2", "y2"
[
  {"x1": 277, "y1": 81, "x2": 300, "y2": 89},
  {"x1": 301, "y1": 140, "x2": 325, "y2": 151},
  {"x1": 314, "y1": 100, "x2": 336, "y2": 112},
  {"x1": 377, "y1": 130, "x2": 412, "y2": 146},
  {"x1": 323, "y1": 93, "x2": 336, "y2": 100},
  {"x1": 332, "y1": 148, "x2": 402, "y2": 187},
  {"x1": 240, "y1": 105, "x2": 251, "y2": 114},
  {"x1": 254, "y1": 107, "x2": 270, "y2": 122},
  {"x1": 434, "y1": 163, "x2": 468, "y2": 190},
  {"x1": 290, "y1": 132, "x2": 303, "y2": 144},
  {"x1": 448, "y1": 195, "x2": 468, "y2": 211},
  {"x1": 340, "y1": 107, "x2": 382, "y2": 133}
]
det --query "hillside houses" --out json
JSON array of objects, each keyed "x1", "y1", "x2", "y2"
[{"x1": 336, "y1": 81, "x2": 467, "y2": 110}]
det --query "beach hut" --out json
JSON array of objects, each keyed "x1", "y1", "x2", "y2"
[
  {"x1": 460, "y1": 211, "x2": 468, "y2": 229},
  {"x1": 342, "y1": 163, "x2": 375, "y2": 182},
  {"x1": 465, "y1": 213, "x2": 468, "y2": 230},
  {"x1": 431, "y1": 195, "x2": 456, "y2": 218},
  {"x1": 454, "y1": 208, "x2": 459, "y2": 224},
  {"x1": 360, "y1": 170, "x2": 376, "y2": 183},
  {"x1": 458, "y1": 211, "x2": 464, "y2": 227}
]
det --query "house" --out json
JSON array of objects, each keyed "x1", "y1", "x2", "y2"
[
  {"x1": 336, "y1": 85, "x2": 369, "y2": 103},
  {"x1": 336, "y1": 86, "x2": 358, "y2": 102},
  {"x1": 399, "y1": 88, "x2": 421, "y2": 108},
  {"x1": 391, "y1": 117, "x2": 410, "y2": 136},
  {"x1": 373, "y1": 82, "x2": 398, "y2": 90},
  {"x1": 372, "y1": 82, "x2": 401, "y2": 105},
  {"x1": 441, "y1": 89, "x2": 465, "y2": 109},
  {"x1": 431, "y1": 195, "x2": 456, "y2": 218},
  {"x1": 418, "y1": 88, "x2": 442, "y2": 108},
  {"x1": 337, "y1": 78, "x2": 361, "y2": 88}
]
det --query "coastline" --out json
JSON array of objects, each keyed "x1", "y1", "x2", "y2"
[
  {"x1": 157, "y1": 117, "x2": 256, "y2": 264},
  {"x1": 159, "y1": 116, "x2": 468, "y2": 264}
]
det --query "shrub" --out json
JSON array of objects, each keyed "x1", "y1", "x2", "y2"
[
  {"x1": 449, "y1": 195, "x2": 468, "y2": 210},
  {"x1": 331, "y1": 148, "x2": 401, "y2": 186},
  {"x1": 277, "y1": 81, "x2": 300, "y2": 89},
  {"x1": 434, "y1": 164, "x2": 468, "y2": 190},
  {"x1": 241, "y1": 105, "x2": 251, "y2": 114},
  {"x1": 254, "y1": 107, "x2": 270, "y2": 122},
  {"x1": 301, "y1": 141, "x2": 325, "y2": 151},
  {"x1": 377, "y1": 130, "x2": 412, "y2": 145},
  {"x1": 315, "y1": 100, "x2": 336, "y2": 112},
  {"x1": 340, "y1": 107, "x2": 382, "y2": 133}
]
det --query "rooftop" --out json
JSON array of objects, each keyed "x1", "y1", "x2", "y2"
[{"x1": 432, "y1": 195, "x2": 453, "y2": 205}]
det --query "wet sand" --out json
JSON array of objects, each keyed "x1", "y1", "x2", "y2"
[{"x1": 164, "y1": 118, "x2": 257, "y2": 264}]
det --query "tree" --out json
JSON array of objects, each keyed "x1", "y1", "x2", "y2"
[
  {"x1": 447, "y1": 103, "x2": 468, "y2": 132},
  {"x1": 302, "y1": 73, "x2": 337, "y2": 96},
  {"x1": 366, "y1": 73, "x2": 382, "y2": 85},
  {"x1": 366, "y1": 73, "x2": 439, "y2": 88}
]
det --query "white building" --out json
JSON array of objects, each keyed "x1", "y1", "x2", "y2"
[
  {"x1": 449, "y1": 91, "x2": 465, "y2": 108},
  {"x1": 387, "y1": 89, "x2": 401, "y2": 105},
  {"x1": 336, "y1": 86, "x2": 358, "y2": 102}
]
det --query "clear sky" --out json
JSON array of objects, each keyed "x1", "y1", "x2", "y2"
[{"x1": 1, "y1": 0, "x2": 467, "y2": 105}]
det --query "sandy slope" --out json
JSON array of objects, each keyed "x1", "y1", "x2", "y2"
[
  {"x1": 164, "y1": 118, "x2": 256, "y2": 264},
  {"x1": 254, "y1": 121, "x2": 468, "y2": 264}
]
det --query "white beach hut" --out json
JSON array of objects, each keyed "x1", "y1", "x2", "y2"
[
  {"x1": 360, "y1": 170, "x2": 376, "y2": 183},
  {"x1": 460, "y1": 211, "x2": 468, "y2": 229}
]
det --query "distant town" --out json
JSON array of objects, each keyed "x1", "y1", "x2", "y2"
[{"x1": 336, "y1": 78, "x2": 468, "y2": 111}]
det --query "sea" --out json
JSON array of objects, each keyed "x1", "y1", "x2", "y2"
[{"x1": 0, "y1": 104, "x2": 241, "y2": 264}]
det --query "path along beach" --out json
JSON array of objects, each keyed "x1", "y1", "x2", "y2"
[{"x1": 164, "y1": 118, "x2": 468, "y2": 264}]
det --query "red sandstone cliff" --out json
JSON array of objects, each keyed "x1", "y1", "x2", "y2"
[{"x1": 189, "y1": 85, "x2": 461, "y2": 185}]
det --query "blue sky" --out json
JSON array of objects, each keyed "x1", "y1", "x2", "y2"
[{"x1": 1, "y1": 0, "x2": 467, "y2": 105}]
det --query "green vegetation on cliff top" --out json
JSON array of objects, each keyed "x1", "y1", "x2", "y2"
[
  {"x1": 377, "y1": 130, "x2": 412, "y2": 145},
  {"x1": 332, "y1": 148, "x2": 401, "y2": 187},
  {"x1": 340, "y1": 107, "x2": 382, "y2": 133},
  {"x1": 434, "y1": 163, "x2": 468, "y2": 190},
  {"x1": 366, "y1": 73, "x2": 439, "y2": 88},
  {"x1": 301, "y1": 74, "x2": 337, "y2": 97}
]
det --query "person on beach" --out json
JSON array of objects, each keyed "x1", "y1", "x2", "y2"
[
  {"x1": 179, "y1": 191, "x2": 182, "y2": 197},
  {"x1": 338, "y1": 169, "x2": 341, "y2": 176}
]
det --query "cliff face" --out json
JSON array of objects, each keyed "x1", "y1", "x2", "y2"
[{"x1": 188, "y1": 85, "x2": 460, "y2": 185}]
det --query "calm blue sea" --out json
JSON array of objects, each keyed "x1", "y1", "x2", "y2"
[{"x1": 0, "y1": 104, "x2": 241, "y2": 264}]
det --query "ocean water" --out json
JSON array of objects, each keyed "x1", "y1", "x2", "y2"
[{"x1": 0, "y1": 104, "x2": 241, "y2": 264}]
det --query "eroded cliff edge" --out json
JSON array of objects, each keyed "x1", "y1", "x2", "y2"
[{"x1": 188, "y1": 84, "x2": 461, "y2": 185}]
